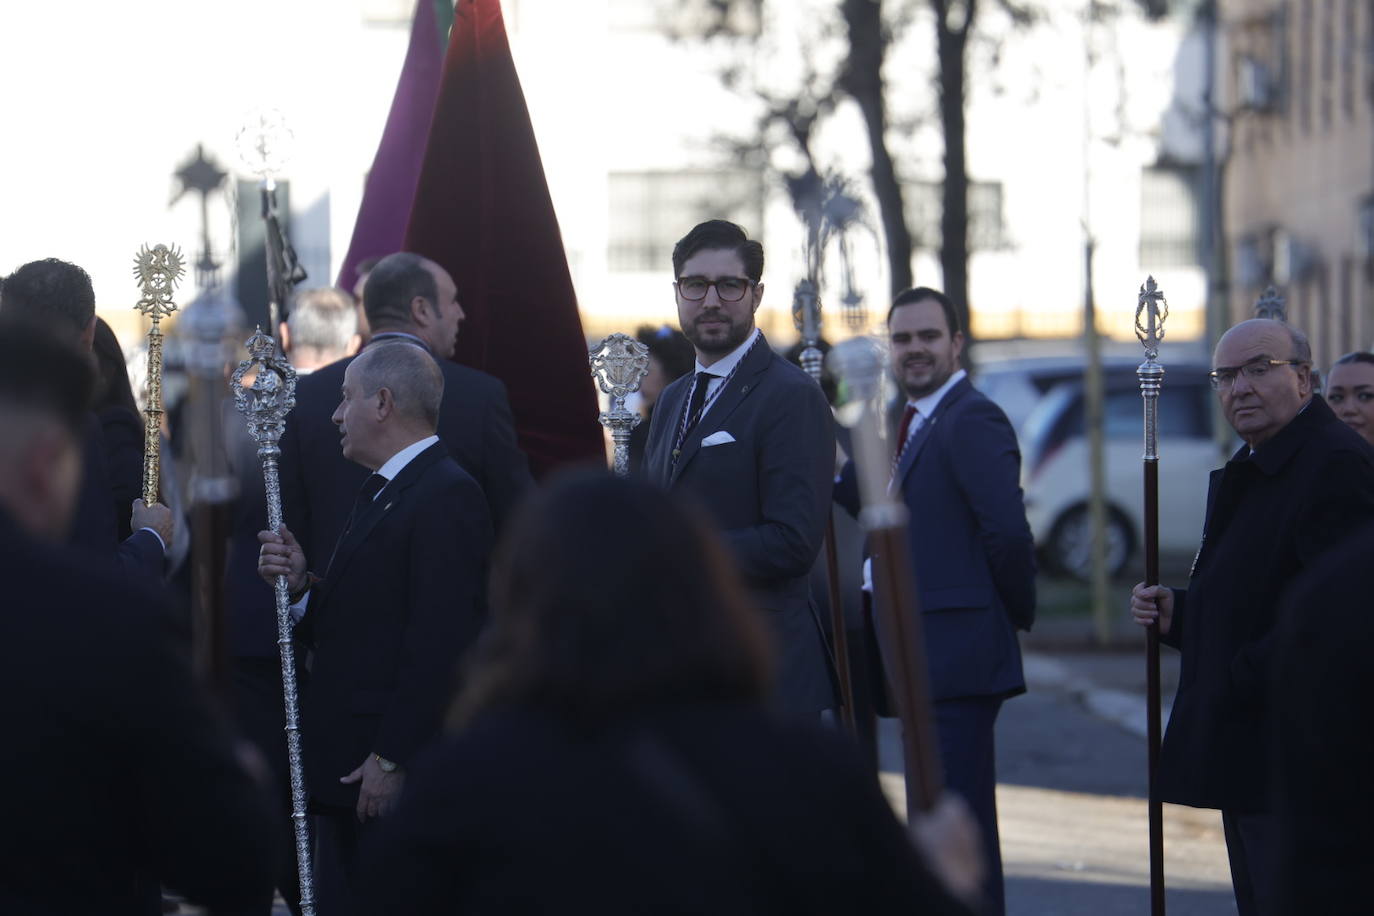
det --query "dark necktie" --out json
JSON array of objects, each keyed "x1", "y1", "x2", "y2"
[
  {"x1": 891, "y1": 404, "x2": 919, "y2": 477},
  {"x1": 344, "y1": 473, "x2": 388, "y2": 535},
  {"x1": 683, "y1": 372, "x2": 713, "y2": 436}
]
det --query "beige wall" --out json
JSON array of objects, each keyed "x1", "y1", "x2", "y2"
[{"x1": 1222, "y1": 0, "x2": 1374, "y2": 369}]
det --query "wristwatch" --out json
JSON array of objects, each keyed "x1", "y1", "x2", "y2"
[{"x1": 374, "y1": 753, "x2": 399, "y2": 774}]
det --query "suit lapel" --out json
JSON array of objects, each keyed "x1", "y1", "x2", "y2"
[
  {"x1": 670, "y1": 341, "x2": 771, "y2": 486},
  {"x1": 315, "y1": 442, "x2": 447, "y2": 607},
  {"x1": 891, "y1": 377, "x2": 972, "y2": 491}
]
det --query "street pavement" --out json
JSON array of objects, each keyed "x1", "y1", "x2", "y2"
[{"x1": 876, "y1": 643, "x2": 1237, "y2": 915}]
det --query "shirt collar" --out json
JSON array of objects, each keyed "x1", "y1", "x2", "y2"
[
  {"x1": 694, "y1": 327, "x2": 761, "y2": 378},
  {"x1": 374, "y1": 435, "x2": 440, "y2": 486},
  {"x1": 367, "y1": 331, "x2": 431, "y2": 353},
  {"x1": 908, "y1": 368, "x2": 967, "y2": 417}
]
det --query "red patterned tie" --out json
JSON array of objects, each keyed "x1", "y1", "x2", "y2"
[{"x1": 891, "y1": 404, "x2": 918, "y2": 478}]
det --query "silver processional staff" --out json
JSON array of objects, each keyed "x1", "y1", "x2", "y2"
[
  {"x1": 589, "y1": 333, "x2": 651, "y2": 478},
  {"x1": 230, "y1": 327, "x2": 316, "y2": 916}
]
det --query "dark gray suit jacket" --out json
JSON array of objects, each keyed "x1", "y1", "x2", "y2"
[{"x1": 644, "y1": 336, "x2": 836, "y2": 715}]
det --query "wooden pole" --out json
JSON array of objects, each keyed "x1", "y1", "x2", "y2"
[
  {"x1": 829, "y1": 338, "x2": 944, "y2": 817},
  {"x1": 823, "y1": 514, "x2": 857, "y2": 732},
  {"x1": 869, "y1": 521, "x2": 943, "y2": 815},
  {"x1": 1144, "y1": 461, "x2": 1164, "y2": 915},
  {"x1": 1136, "y1": 276, "x2": 1168, "y2": 916}
]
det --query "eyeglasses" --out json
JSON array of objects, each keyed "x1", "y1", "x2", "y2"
[
  {"x1": 1208, "y1": 358, "x2": 1307, "y2": 390},
  {"x1": 676, "y1": 276, "x2": 753, "y2": 302}
]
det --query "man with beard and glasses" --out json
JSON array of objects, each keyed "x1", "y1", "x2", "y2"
[
  {"x1": 836, "y1": 287, "x2": 1036, "y2": 916},
  {"x1": 643, "y1": 219, "x2": 837, "y2": 718}
]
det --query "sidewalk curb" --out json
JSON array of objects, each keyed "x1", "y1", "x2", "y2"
[{"x1": 1023, "y1": 652, "x2": 1170, "y2": 741}]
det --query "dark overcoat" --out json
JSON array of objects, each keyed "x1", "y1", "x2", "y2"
[
  {"x1": 1160, "y1": 395, "x2": 1374, "y2": 811},
  {"x1": 0, "y1": 511, "x2": 274, "y2": 914}
]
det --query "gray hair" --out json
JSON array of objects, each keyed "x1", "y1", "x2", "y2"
[
  {"x1": 288, "y1": 287, "x2": 358, "y2": 356},
  {"x1": 351, "y1": 340, "x2": 444, "y2": 429},
  {"x1": 1285, "y1": 323, "x2": 1312, "y2": 364}
]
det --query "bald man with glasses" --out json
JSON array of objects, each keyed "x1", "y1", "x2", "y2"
[{"x1": 1130, "y1": 318, "x2": 1374, "y2": 915}]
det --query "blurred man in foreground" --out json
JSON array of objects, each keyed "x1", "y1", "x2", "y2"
[
  {"x1": 0, "y1": 257, "x2": 173, "y2": 578},
  {"x1": 0, "y1": 321, "x2": 275, "y2": 914}
]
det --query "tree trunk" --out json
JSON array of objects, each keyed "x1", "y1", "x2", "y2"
[
  {"x1": 934, "y1": 0, "x2": 974, "y2": 353},
  {"x1": 841, "y1": 0, "x2": 914, "y2": 296}
]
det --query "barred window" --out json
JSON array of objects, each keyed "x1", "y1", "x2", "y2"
[
  {"x1": 1139, "y1": 166, "x2": 1202, "y2": 268},
  {"x1": 607, "y1": 170, "x2": 765, "y2": 273},
  {"x1": 905, "y1": 181, "x2": 1007, "y2": 252}
]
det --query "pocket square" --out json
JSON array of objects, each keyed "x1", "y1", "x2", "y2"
[{"x1": 701, "y1": 431, "x2": 736, "y2": 447}]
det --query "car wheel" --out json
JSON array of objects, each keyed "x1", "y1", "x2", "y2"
[{"x1": 1045, "y1": 504, "x2": 1135, "y2": 580}]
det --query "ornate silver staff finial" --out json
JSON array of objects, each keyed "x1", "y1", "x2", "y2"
[
  {"x1": 589, "y1": 333, "x2": 651, "y2": 477},
  {"x1": 132, "y1": 243, "x2": 185, "y2": 505},
  {"x1": 231, "y1": 326, "x2": 298, "y2": 452},
  {"x1": 1136, "y1": 276, "x2": 1167, "y2": 462},
  {"x1": 236, "y1": 107, "x2": 305, "y2": 339},
  {"x1": 235, "y1": 107, "x2": 295, "y2": 182},
  {"x1": 230, "y1": 327, "x2": 314, "y2": 916},
  {"x1": 1254, "y1": 284, "x2": 1286, "y2": 320}
]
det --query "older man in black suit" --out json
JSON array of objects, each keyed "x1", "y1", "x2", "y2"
[
  {"x1": 643, "y1": 220, "x2": 836, "y2": 717},
  {"x1": 1131, "y1": 318, "x2": 1374, "y2": 915},
  {"x1": 0, "y1": 322, "x2": 275, "y2": 914},
  {"x1": 278, "y1": 251, "x2": 529, "y2": 572},
  {"x1": 260, "y1": 341, "x2": 493, "y2": 913}
]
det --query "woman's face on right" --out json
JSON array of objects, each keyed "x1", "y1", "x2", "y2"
[{"x1": 1326, "y1": 360, "x2": 1374, "y2": 448}]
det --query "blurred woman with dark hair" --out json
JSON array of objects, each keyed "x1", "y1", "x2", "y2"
[
  {"x1": 90, "y1": 317, "x2": 143, "y2": 541},
  {"x1": 361, "y1": 471, "x2": 976, "y2": 915},
  {"x1": 1325, "y1": 351, "x2": 1374, "y2": 448}
]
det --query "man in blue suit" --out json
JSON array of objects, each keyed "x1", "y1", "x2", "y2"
[
  {"x1": 643, "y1": 220, "x2": 837, "y2": 717},
  {"x1": 839, "y1": 286, "x2": 1035, "y2": 916}
]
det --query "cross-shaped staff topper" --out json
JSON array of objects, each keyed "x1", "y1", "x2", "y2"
[{"x1": 1135, "y1": 275, "x2": 1168, "y2": 361}]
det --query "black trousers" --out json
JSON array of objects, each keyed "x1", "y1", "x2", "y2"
[
  {"x1": 1222, "y1": 809, "x2": 1282, "y2": 916},
  {"x1": 314, "y1": 809, "x2": 376, "y2": 916}
]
